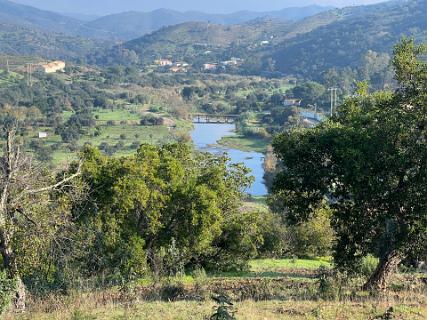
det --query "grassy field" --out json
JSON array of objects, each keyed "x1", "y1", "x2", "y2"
[
  {"x1": 30, "y1": 108, "x2": 193, "y2": 165},
  {"x1": 218, "y1": 135, "x2": 270, "y2": 153},
  {"x1": 6, "y1": 259, "x2": 427, "y2": 320}
]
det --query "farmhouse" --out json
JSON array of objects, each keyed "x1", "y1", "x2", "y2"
[
  {"x1": 203, "y1": 63, "x2": 218, "y2": 71},
  {"x1": 284, "y1": 99, "x2": 302, "y2": 107},
  {"x1": 38, "y1": 61, "x2": 66, "y2": 73}
]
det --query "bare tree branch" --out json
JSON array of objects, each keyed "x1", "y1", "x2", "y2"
[{"x1": 21, "y1": 162, "x2": 82, "y2": 196}]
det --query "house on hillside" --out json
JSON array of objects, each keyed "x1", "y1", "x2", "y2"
[
  {"x1": 203, "y1": 63, "x2": 218, "y2": 71},
  {"x1": 283, "y1": 99, "x2": 302, "y2": 107},
  {"x1": 38, "y1": 132, "x2": 48, "y2": 139},
  {"x1": 38, "y1": 61, "x2": 66, "y2": 74},
  {"x1": 170, "y1": 66, "x2": 188, "y2": 73},
  {"x1": 155, "y1": 59, "x2": 173, "y2": 67}
]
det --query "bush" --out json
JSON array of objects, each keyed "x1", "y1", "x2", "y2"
[
  {"x1": 160, "y1": 280, "x2": 185, "y2": 301},
  {"x1": 257, "y1": 211, "x2": 288, "y2": 258},
  {"x1": 0, "y1": 271, "x2": 16, "y2": 315},
  {"x1": 359, "y1": 255, "x2": 379, "y2": 279},
  {"x1": 289, "y1": 206, "x2": 334, "y2": 258},
  {"x1": 140, "y1": 114, "x2": 163, "y2": 126},
  {"x1": 317, "y1": 267, "x2": 342, "y2": 301},
  {"x1": 149, "y1": 105, "x2": 161, "y2": 113},
  {"x1": 192, "y1": 268, "x2": 208, "y2": 296}
]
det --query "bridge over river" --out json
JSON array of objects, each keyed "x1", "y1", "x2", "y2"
[{"x1": 192, "y1": 113, "x2": 239, "y2": 123}]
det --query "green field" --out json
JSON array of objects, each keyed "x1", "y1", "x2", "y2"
[{"x1": 29, "y1": 108, "x2": 193, "y2": 165}]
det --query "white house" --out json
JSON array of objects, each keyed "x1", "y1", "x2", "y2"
[
  {"x1": 38, "y1": 61, "x2": 66, "y2": 73},
  {"x1": 38, "y1": 132, "x2": 48, "y2": 139}
]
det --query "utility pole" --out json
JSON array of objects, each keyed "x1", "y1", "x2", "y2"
[
  {"x1": 328, "y1": 87, "x2": 338, "y2": 116},
  {"x1": 6, "y1": 59, "x2": 9, "y2": 73},
  {"x1": 206, "y1": 21, "x2": 210, "y2": 47}
]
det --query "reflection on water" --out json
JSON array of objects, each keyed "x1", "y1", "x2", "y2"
[{"x1": 191, "y1": 123, "x2": 267, "y2": 196}]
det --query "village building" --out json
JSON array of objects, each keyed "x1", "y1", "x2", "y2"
[
  {"x1": 170, "y1": 66, "x2": 188, "y2": 73},
  {"x1": 283, "y1": 99, "x2": 302, "y2": 107},
  {"x1": 155, "y1": 59, "x2": 173, "y2": 66},
  {"x1": 203, "y1": 63, "x2": 218, "y2": 71},
  {"x1": 38, "y1": 61, "x2": 66, "y2": 73},
  {"x1": 38, "y1": 132, "x2": 48, "y2": 139}
]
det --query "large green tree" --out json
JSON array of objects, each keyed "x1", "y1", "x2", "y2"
[
  {"x1": 74, "y1": 143, "x2": 262, "y2": 277},
  {"x1": 271, "y1": 39, "x2": 427, "y2": 290}
]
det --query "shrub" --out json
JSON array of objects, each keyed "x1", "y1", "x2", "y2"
[
  {"x1": 160, "y1": 281, "x2": 185, "y2": 301},
  {"x1": 209, "y1": 295, "x2": 236, "y2": 320},
  {"x1": 359, "y1": 255, "x2": 379, "y2": 279},
  {"x1": 289, "y1": 206, "x2": 334, "y2": 258},
  {"x1": 149, "y1": 105, "x2": 161, "y2": 113},
  {"x1": 140, "y1": 114, "x2": 163, "y2": 126},
  {"x1": 317, "y1": 267, "x2": 340, "y2": 301},
  {"x1": 193, "y1": 268, "x2": 208, "y2": 296},
  {"x1": 0, "y1": 271, "x2": 16, "y2": 315}
]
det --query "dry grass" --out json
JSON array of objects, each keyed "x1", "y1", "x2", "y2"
[
  {"x1": 6, "y1": 296, "x2": 427, "y2": 320},
  {"x1": 4, "y1": 260, "x2": 427, "y2": 319}
]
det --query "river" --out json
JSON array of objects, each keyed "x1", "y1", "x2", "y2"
[{"x1": 191, "y1": 123, "x2": 267, "y2": 196}]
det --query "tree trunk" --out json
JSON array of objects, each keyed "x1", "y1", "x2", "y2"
[{"x1": 363, "y1": 250, "x2": 402, "y2": 291}]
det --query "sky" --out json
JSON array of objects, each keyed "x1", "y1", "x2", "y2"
[{"x1": 10, "y1": 0, "x2": 388, "y2": 15}]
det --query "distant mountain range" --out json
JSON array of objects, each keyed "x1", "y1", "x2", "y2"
[
  {"x1": 82, "y1": 6, "x2": 332, "y2": 40},
  {"x1": 0, "y1": 0, "x2": 332, "y2": 40}
]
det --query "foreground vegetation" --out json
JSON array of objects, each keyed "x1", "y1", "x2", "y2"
[{"x1": 5, "y1": 259, "x2": 426, "y2": 319}]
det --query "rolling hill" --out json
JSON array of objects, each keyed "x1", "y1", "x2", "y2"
[
  {"x1": 82, "y1": 6, "x2": 332, "y2": 40},
  {"x1": 122, "y1": 19, "x2": 293, "y2": 65}
]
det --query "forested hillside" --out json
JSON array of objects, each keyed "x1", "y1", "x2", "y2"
[
  {"x1": 270, "y1": 0, "x2": 427, "y2": 79},
  {"x1": 0, "y1": 22, "x2": 110, "y2": 61},
  {"x1": 123, "y1": 19, "x2": 292, "y2": 66},
  {"x1": 0, "y1": 0, "x2": 83, "y2": 35}
]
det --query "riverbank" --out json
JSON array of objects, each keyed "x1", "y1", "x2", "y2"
[{"x1": 218, "y1": 135, "x2": 270, "y2": 153}]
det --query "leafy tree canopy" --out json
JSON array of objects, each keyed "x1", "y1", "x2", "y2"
[{"x1": 271, "y1": 39, "x2": 427, "y2": 290}]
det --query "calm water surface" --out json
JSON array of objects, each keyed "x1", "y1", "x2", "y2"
[{"x1": 191, "y1": 123, "x2": 267, "y2": 196}]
